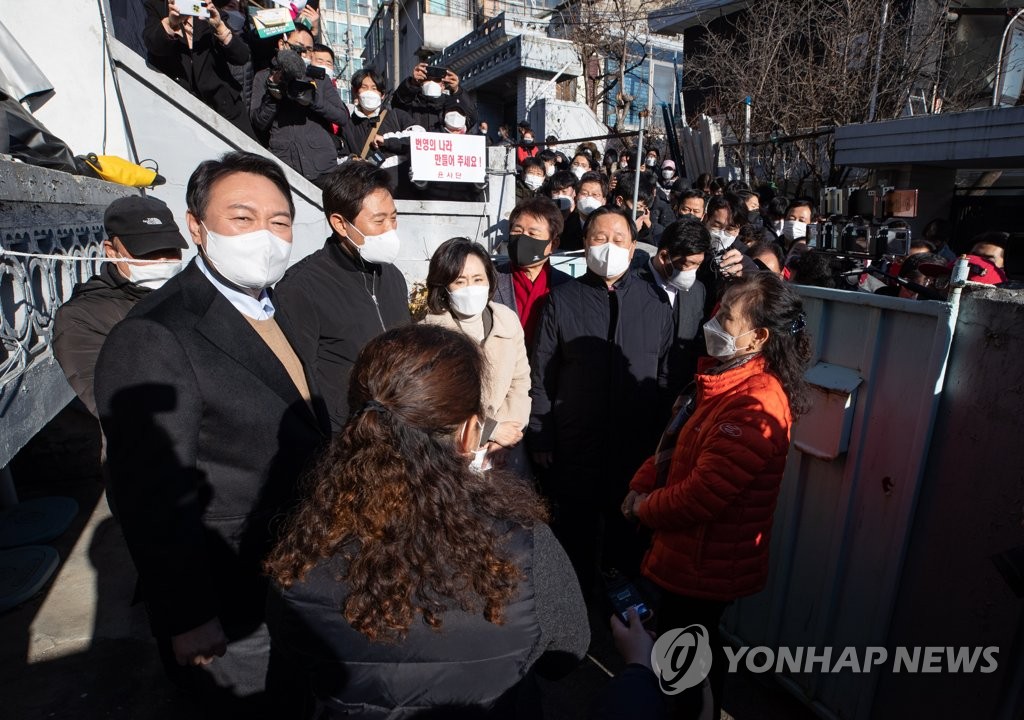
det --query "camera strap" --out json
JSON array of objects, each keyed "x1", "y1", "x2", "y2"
[{"x1": 359, "y1": 110, "x2": 389, "y2": 160}]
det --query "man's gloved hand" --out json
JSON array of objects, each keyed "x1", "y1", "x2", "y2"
[{"x1": 267, "y1": 71, "x2": 283, "y2": 100}]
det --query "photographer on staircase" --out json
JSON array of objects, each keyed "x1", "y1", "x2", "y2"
[{"x1": 250, "y1": 25, "x2": 350, "y2": 187}]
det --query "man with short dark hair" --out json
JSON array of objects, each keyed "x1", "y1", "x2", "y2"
[
  {"x1": 747, "y1": 239, "x2": 785, "y2": 275},
  {"x1": 517, "y1": 157, "x2": 547, "y2": 203},
  {"x1": 54, "y1": 195, "x2": 187, "y2": 418},
  {"x1": 673, "y1": 189, "x2": 706, "y2": 220},
  {"x1": 250, "y1": 26, "x2": 350, "y2": 186},
  {"x1": 544, "y1": 169, "x2": 578, "y2": 217},
  {"x1": 274, "y1": 161, "x2": 411, "y2": 430},
  {"x1": 95, "y1": 152, "x2": 329, "y2": 709},
  {"x1": 637, "y1": 218, "x2": 710, "y2": 395},
  {"x1": 493, "y1": 196, "x2": 574, "y2": 349},
  {"x1": 529, "y1": 205, "x2": 674, "y2": 597},
  {"x1": 782, "y1": 198, "x2": 815, "y2": 249},
  {"x1": 561, "y1": 171, "x2": 606, "y2": 251},
  {"x1": 971, "y1": 231, "x2": 1008, "y2": 269},
  {"x1": 340, "y1": 68, "x2": 415, "y2": 191},
  {"x1": 309, "y1": 43, "x2": 337, "y2": 83}
]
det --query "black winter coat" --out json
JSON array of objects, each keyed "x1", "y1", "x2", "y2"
[
  {"x1": 266, "y1": 522, "x2": 589, "y2": 719},
  {"x1": 273, "y1": 239, "x2": 411, "y2": 431},
  {"x1": 143, "y1": 0, "x2": 254, "y2": 138},
  {"x1": 53, "y1": 263, "x2": 150, "y2": 418},
  {"x1": 94, "y1": 262, "x2": 329, "y2": 639},
  {"x1": 338, "y1": 105, "x2": 415, "y2": 191},
  {"x1": 391, "y1": 78, "x2": 479, "y2": 130},
  {"x1": 636, "y1": 263, "x2": 708, "y2": 397},
  {"x1": 250, "y1": 68, "x2": 350, "y2": 182},
  {"x1": 528, "y1": 270, "x2": 674, "y2": 497}
]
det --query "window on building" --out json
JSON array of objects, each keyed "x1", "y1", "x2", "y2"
[
  {"x1": 321, "y1": 0, "x2": 376, "y2": 15},
  {"x1": 605, "y1": 58, "x2": 650, "y2": 127},
  {"x1": 556, "y1": 76, "x2": 576, "y2": 101}
]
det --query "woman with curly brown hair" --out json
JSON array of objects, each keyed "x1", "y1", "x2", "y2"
[{"x1": 264, "y1": 324, "x2": 588, "y2": 719}]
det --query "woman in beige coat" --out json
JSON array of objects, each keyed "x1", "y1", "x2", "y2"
[{"x1": 422, "y1": 238, "x2": 531, "y2": 470}]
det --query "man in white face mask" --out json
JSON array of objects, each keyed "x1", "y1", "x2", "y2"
[
  {"x1": 559, "y1": 171, "x2": 607, "y2": 251},
  {"x1": 528, "y1": 205, "x2": 675, "y2": 601},
  {"x1": 274, "y1": 160, "x2": 412, "y2": 431},
  {"x1": 637, "y1": 218, "x2": 711, "y2": 396},
  {"x1": 54, "y1": 195, "x2": 187, "y2": 419},
  {"x1": 390, "y1": 61, "x2": 479, "y2": 137},
  {"x1": 94, "y1": 152, "x2": 329, "y2": 708},
  {"x1": 782, "y1": 198, "x2": 814, "y2": 251}
]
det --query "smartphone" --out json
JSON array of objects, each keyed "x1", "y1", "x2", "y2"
[
  {"x1": 605, "y1": 575, "x2": 653, "y2": 625},
  {"x1": 177, "y1": 1, "x2": 210, "y2": 18},
  {"x1": 426, "y1": 65, "x2": 447, "y2": 81}
]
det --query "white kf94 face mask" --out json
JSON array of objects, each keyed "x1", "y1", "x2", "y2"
[
  {"x1": 703, "y1": 315, "x2": 757, "y2": 359},
  {"x1": 586, "y1": 242, "x2": 631, "y2": 279},
  {"x1": 448, "y1": 285, "x2": 489, "y2": 317},
  {"x1": 346, "y1": 221, "x2": 401, "y2": 265},
  {"x1": 202, "y1": 223, "x2": 292, "y2": 289},
  {"x1": 667, "y1": 267, "x2": 697, "y2": 292},
  {"x1": 125, "y1": 258, "x2": 183, "y2": 290}
]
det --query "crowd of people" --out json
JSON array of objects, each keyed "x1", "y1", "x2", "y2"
[
  {"x1": 138, "y1": 0, "x2": 485, "y2": 199},
  {"x1": 49, "y1": 140, "x2": 827, "y2": 719},
  {"x1": 43, "y1": 6, "x2": 1011, "y2": 718}
]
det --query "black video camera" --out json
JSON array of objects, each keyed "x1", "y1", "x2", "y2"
[{"x1": 270, "y1": 49, "x2": 325, "y2": 106}]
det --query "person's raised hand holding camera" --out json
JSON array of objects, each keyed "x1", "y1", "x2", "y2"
[
  {"x1": 443, "y1": 69, "x2": 460, "y2": 94},
  {"x1": 163, "y1": 0, "x2": 185, "y2": 34},
  {"x1": 718, "y1": 247, "x2": 745, "y2": 278},
  {"x1": 297, "y1": 4, "x2": 321, "y2": 36},
  {"x1": 411, "y1": 62, "x2": 428, "y2": 85},
  {"x1": 203, "y1": 0, "x2": 233, "y2": 46}
]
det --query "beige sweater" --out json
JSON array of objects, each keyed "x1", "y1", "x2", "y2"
[{"x1": 244, "y1": 315, "x2": 312, "y2": 407}]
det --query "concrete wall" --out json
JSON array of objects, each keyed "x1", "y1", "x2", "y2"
[
  {"x1": 875, "y1": 286, "x2": 1024, "y2": 720},
  {"x1": 0, "y1": 162, "x2": 133, "y2": 467}
]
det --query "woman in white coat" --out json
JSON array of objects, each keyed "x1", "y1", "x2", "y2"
[{"x1": 422, "y1": 237, "x2": 531, "y2": 471}]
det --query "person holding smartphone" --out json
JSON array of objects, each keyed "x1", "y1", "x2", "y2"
[{"x1": 391, "y1": 61, "x2": 478, "y2": 132}]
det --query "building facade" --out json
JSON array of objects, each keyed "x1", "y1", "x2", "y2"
[{"x1": 319, "y1": 0, "x2": 380, "y2": 102}]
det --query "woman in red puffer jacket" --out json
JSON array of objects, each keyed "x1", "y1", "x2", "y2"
[{"x1": 623, "y1": 272, "x2": 813, "y2": 720}]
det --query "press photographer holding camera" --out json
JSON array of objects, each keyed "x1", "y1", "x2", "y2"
[
  {"x1": 250, "y1": 25, "x2": 350, "y2": 187},
  {"x1": 391, "y1": 62, "x2": 478, "y2": 131}
]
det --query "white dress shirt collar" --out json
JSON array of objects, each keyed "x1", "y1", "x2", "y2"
[
  {"x1": 648, "y1": 258, "x2": 677, "y2": 307},
  {"x1": 196, "y1": 255, "x2": 276, "y2": 320}
]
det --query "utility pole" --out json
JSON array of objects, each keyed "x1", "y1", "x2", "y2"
[
  {"x1": 743, "y1": 95, "x2": 751, "y2": 185},
  {"x1": 392, "y1": 0, "x2": 401, "y2": 88},
  {"x1": 345, "y1": 0, "x2": 354, "y2": 94},
  {"x1": 632, "y1": 108, "x2": 648, "y2": 223},
  {"x1": 866, "y1": 0, "x2": 890, "y2": 122}
]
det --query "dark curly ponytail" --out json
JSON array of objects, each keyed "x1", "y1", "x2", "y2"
[{"x1": 726, "y1": 273, "x2": 814, "y2": 418}]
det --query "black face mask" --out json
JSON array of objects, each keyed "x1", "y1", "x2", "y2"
[
  {"x1": 747, "y1": 210, "x2": 764, "y2": 231},
  {"x1": 508, "y1": 233, "x2": 550, "y2": 268}
]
